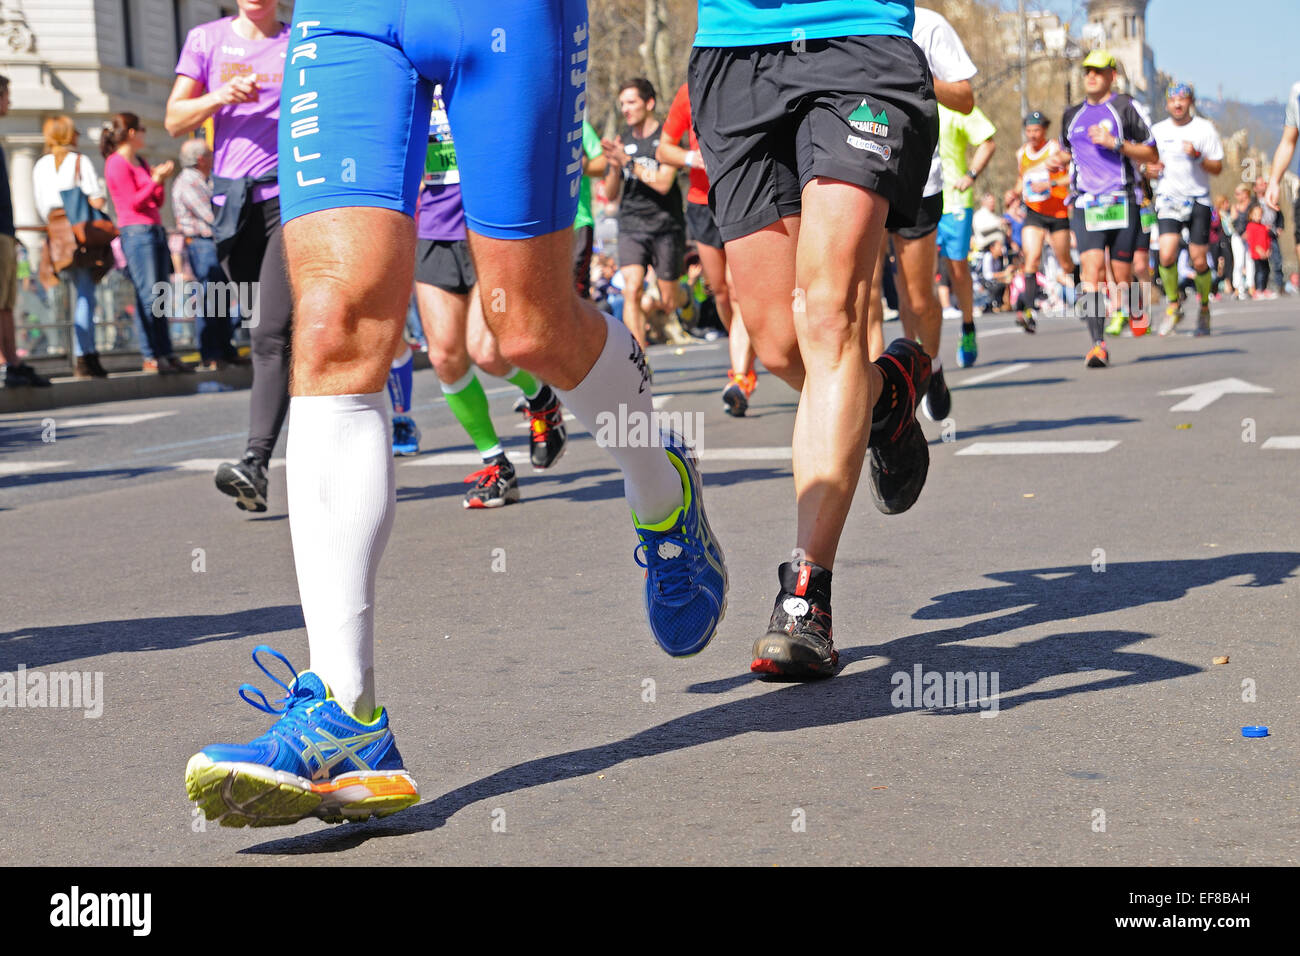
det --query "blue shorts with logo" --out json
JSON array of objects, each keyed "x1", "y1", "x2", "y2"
[
  {"x1": 936, "y1": 208, "x2": 974, "y2": 261},
  {"x1": 278, "y1": 0, "x2": 587, "y2": 239}
]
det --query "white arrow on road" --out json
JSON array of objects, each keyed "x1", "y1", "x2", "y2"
[{"x1": 1159, "y1": 378, "x2": 1272, "y2": 412}]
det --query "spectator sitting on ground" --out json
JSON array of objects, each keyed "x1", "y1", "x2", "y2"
[{"x1": 978, "y1": 237, "x2": 1015, "y2": 312}]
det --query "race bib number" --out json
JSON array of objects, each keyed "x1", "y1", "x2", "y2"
[
  {"x1": 1140, "y1": 202, "x2": 1158, "y2": 231},
  {"x1": 1024, "y1": 174, "x2": 1051, "y2": 204},
  {"x1": 424, "y1": 139, "x2": 459, "y2": 186},
  {"x1": 1083, "y1": 195, "x2": 1130, "y2": 232},
  {"x1": 1155, "y1": 194, "x2": 1193, "y2": 222},
  {"x1": 424, "y1": 95, "x2": 460, "y2": 186}
]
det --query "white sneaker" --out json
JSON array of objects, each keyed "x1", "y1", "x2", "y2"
[{"x1": 941, "y1": 307, "x2": 962, "y2": 320}]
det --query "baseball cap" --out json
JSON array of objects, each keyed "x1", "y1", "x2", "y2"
[
  {"x1": 1024, "y1": 111, "x2": 1048, "y2": 128},
  {"x1": 1081, "y1": 49, "x2": 1117, "y2": 70}
]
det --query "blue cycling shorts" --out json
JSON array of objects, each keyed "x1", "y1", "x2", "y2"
[{"x1": 278, "y1": 0, "x2": 588, "y2": 239}]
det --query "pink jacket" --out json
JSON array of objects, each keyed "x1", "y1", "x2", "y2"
[{"x1": 104, "y1": 152, "x2": 164, "y2": 227}]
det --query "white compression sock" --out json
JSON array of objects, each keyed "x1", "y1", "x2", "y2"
[
  {"x1": 554, "y1": 312, "x2": 683, "y2": 524},
  {"x1": 286, "y1": 391, "x2": 394, "y2": 720}
]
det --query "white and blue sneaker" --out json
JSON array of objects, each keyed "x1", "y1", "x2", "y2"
[
  {"x1": 392, "y1": 415, "x2": 421, "y2": 456},
  {"x1": 185, "y1": 646, "x2": 418, "y2": 827},
  {"x1": 632, "y1": 432, "x2": 728, "y2": 657}
]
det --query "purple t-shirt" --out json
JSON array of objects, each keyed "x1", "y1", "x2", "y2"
[
  {"x1": 175, "y1": 17, "x2": 288, "y2": 202},
  {"x1": 417, "y1": 186, "x2": 467, "y2": 241},
  {"x1": 1061, "y1": 94, "x2": 1153, "y2": 204}
]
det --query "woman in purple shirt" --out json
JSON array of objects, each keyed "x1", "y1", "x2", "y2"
[{"x1": 166, "y1": 0, "x2": 292, "y2": 513}]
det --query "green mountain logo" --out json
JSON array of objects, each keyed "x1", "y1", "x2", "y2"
[{"x1": 848, "y1": 101, "x2": 889, "y2": 136}]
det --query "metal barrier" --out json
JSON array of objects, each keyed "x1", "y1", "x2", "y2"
[{"x1": 16, "y1": 261, "x2": 248, "y2": 373}]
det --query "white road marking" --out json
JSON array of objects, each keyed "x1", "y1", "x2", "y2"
[
  {"x1": 699, "y1": 447, "x2": 791, "y2": 461},
  {"x1": 402, "y1": 446, "x2": 793, "y2": 467},
  {"x1": 1159, "y1": 378, "x2": 1272, "y2": 412},
  {"x1": 57, "y1": 411, "x2": 177, "y2": 428},
  {"x1": 402, "y1": 451, "x2": 531, "y2": 467},
  {"x1": 954, "y1": 363, "x2": 1030, "y2": 387},
  {"x1": 955, "y1": 441, "x2": 1119, "y2": 456},
  {"x1": 974, "y1": 326, "x2": 1027, "y2": 338},
  {"x1": 0, "y1": 461, "x2": 73, "y2": 476},
  {"x1": 1262, "y1": 436, "x2": 1300, "y2": 450}
]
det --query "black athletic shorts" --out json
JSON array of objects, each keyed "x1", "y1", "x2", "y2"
[
  {"x1": 889, "y1": 191, "x2": 942, "y2": 240},
  {"x1": 1070, "y1": 204, "x2": 1141, "y2": 263},
  {"x1": 573, "y1": 225, "x2": 594, "y2": 299},
  {"x1": 618, "y1": 229, "x2": 685, "y2": 280},
  {"x1": 1157, "y1": 202, "x2": 1212, "y2": 245},
  {"x1": 1293, "y1": 196, "x2": 1300, "y2": 245},
  {"x1": 689, "y1": 34, "x2": 937, "y2": 243},
  {"x1": 1023, "y1": 207, "x2": 1069, "y2": 233},
  {"x1": 415, "y1": 238, "x2": 476, "y2": 294},
  {"x1": 686, "y1": 200, "x2": 724, "y2": 249}
]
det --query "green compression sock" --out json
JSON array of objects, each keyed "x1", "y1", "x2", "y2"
[
  {"x1": 1159, "y1": 264, "x2": 1180, "y2": 303},
  {"x1": 441, "y1": 369, "x2": 502, "y2": 458},
  {"x1": 504, "y1": 366, "x2": 542, "y2": 399},
  {"x1": 1194, "y1": 269, "x2": 1213, "y2": 305}
]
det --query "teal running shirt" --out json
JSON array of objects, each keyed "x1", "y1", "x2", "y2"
[{"x1": 695, "y1": 0, "x2": 914, "y2": 47}]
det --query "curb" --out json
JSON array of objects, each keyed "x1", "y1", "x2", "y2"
[{"x1": 0, "y1": 366, "x2": 253, "y2": 414}]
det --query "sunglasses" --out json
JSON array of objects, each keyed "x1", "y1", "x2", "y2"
[{"x1": 1083, "y1": 67, "x2": 1108, "y2": 75}]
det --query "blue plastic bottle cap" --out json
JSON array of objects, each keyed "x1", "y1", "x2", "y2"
[{"x1": 1241, "y1": 726, "x2": 1270, "y2": 738}]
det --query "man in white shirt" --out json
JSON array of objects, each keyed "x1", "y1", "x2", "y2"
[
  {"x1": 1147, "y1": 82, "x2": 1224, "y2": 335},
  {"x1": 867, "y1": 4, "x2": 978, "y2": 422},
  {"x1": 1265, "y1": 80, "x2": 1300, "y2": 284}
]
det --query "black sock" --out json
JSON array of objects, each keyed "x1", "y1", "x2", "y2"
[
  {"x1": 871, "y1": 358, "x2": 902, "y2": 428},
  {"x1": 961, "y1": 321, "x2": 975, "y2": 335},
  {"x1": 778, "y1": 559, "x2": 832, "y2": 604},
  {"x1": 1024, "y1": 272, "x2": 1039, "y2": 310},
  {"x1": 526, "y1": 384, "x2": 555, "y2": 412}
]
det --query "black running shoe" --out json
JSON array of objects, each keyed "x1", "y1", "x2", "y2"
[
  {"x1": 525, "y1": 396, "x2": 567, "y2": 470},
  {"x1": 463, "y1": 457, "x2": 519, "y2": 509},
  {"x1": 751, "y1": 561, "x2": 837, "y2": 680},
  {"x1": 1016, "y1": 309, "x2": 1038, "y2": 333},
  {"x1": 214, "y1": 452, "x2": 268, "y2": 513},
  {"x1": 867, "y1": 339, "x2": 931, "y2": 515},
  {"x1": 920, "y1": 364, "x2": 951, "y2": 422}
]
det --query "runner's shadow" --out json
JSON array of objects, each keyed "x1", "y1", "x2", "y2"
[
  {"x1": 0, "y1": 466, "x2": 171, "y2": 489},
  {"x1": 938, "y1": 414, "x2": 1138, "y2": 442},
  {"x1": 0, "y1": 605, "x2": 305, "y2": 670},
  {"x1": 240, "y1": 550, "x2": 1294, "y2": 856},
  {"x1": 240, "y1": 626, "x2": 1184, "y2": 856},
  {"x1": 1130, "y1": 348, "x2": 1245, "y2": 363}
]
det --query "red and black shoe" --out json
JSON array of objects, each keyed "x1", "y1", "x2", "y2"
[
  {"x1": 867, "y1": 338, "x2": 931, "y2": 515},
  {"x1": 751, "y1": 561, "x2": 838, "y2": 680},
  {"x1": 524, "y1": 390, "x2": 567, "y2": 471},
  {"x1": 463, "y1": 456, "x2": 519, "y2": 509}
]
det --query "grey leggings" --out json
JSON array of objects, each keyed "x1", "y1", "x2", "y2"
[{"x1": 224, "y1": 197, "x2": 292, "y2": 464}]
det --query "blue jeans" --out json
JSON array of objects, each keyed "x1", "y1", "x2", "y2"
[
  {"x1": 119, "y1": 224, "x2": 174, "y2": 359},
  {"x1": 185, "y1": 236, "x2": 235, "y2": 361},
  {"x1": 64, "y1": 266, "x2": 97, "y2": 356}
]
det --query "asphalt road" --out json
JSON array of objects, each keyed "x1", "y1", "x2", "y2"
[{"x1": 2, "y1": 297, "x2": 1297, "y2": 865}]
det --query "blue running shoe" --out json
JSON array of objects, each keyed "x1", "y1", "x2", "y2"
[
  {"x1": 632, "y1": 433, "x2": 728, "y2": 657},
  {"x1": 392, "y1": 414, "x2": 421, "y2": 456},
  {"x1": 956, "y1": 330, "x2": 978, "y2": 368},
  {"x1": 185, "y1": 646, "x2": 419, "y2": 827}
]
